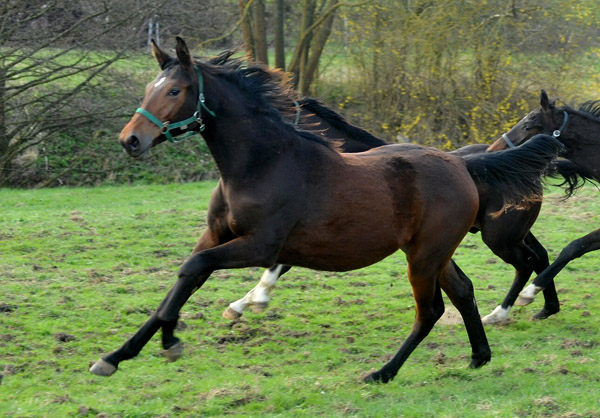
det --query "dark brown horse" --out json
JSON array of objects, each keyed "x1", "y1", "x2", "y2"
[
  {"x1": 90, "y1": 38, "x2": 562, "y2": 383},
  {"x1": 486, "y1": 91, "x2": 600, "y2": 306},
  {"x1": 222, "y1": 96, "x2": 560, "y2": 325}
]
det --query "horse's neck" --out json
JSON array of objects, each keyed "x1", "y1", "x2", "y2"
[{"x1": 202, "y1": 113, "x2": 299, "y2": 181}]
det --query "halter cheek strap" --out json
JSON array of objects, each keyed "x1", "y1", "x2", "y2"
[
  {"x1": 501, "y1": 110, "x2": 569, "y2": 149},
  {"x1": 552, "y1": 110, "x2": 569, "y2": 138},
  {"x1": 135, "y1": 66, "x2": 216, "y2": 143}
]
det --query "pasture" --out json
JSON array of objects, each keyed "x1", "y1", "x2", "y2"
[{"x1": 0, "y1": 181, "x2": 599, "y2": 417}]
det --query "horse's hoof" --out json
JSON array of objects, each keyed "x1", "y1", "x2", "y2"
[
  {"x1": 532, "y1": 306, "x2": 559, "y2": 320},
  {"x1": 162, "y1": 341, "x2": 183, "y2": 362},
  {"x1": 515, "y1": 295, "x2": 533, "y2": 306},
  {"x1": 222, "y1": 306, "x2": 242, "y2": 320},
  {"x1": 361, "y1": 368, "x2": 392, "y2": 384},
  {"x1": 481, "y1": 306, "x2": 509, "y2": 325},
  {"x1": 250, "y1": 302, "x2": 268, "y2": 314},
  {"x1": 516, "y1": 285, "x2": 540, "y2": 306},
  {"x1": 89, "y1": 359, "x2": 117, "y2": 376},
  {"x1": 468, "y1": 354, "x2": 491, "y2": 369}
]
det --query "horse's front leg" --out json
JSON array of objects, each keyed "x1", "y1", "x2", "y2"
[
  {"x1": 89, "y1": 230, "x2": 219, "y2": 376},
  {"x1": 90, "y1": 231, "x2": 277, "y2": 376},
  {"x1": 222, "y1": 264, "x2": 292, "y2": 319}
]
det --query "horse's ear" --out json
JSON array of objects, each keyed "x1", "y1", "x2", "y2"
[
  {"x1": 540, "y1": 89, "x2": 554, "y2": 111},
  {"x1": 175, "y1": 36, "x2": 194, "y2": 73},
  {"x1": 151, "y1": 40, "x2": 171, "y2": 70}
]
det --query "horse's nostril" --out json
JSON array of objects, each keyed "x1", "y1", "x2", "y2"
[{"x1": 127, "y1": 135, "x2": 140, "y2": 151}]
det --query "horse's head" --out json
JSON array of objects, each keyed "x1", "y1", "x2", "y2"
[
  {"x1": 488, "y1": 90, "x2": 568, "y2": 152},
  {"x1": 120, "y1": 37, "x2": 211, "y2": 158}
]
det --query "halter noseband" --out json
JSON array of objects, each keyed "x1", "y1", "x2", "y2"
[
  {"x1": 502, "y1": 110, "x2": 569, "y2": 149},
  {"x1": 135, "y1": 66, "x2": 216, "y2": 143}
]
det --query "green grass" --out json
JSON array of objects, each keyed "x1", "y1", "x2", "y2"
[{"x1": 0, "y1": 182, "x2": 599, "y2": 417}]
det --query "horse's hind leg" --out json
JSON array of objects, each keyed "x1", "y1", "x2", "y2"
[
  {"x1": 222, "y1": 264, "x2": 292, "y2": 320},
  {"x1": 519, "y1": 229, "x2": 600, "y2": 306},
  {"x1": 441, "y1": 260, "x2": 491, "y2": 368},
  {"x1": 363, "y1": 253, "x2": 451, "y2": 384}
]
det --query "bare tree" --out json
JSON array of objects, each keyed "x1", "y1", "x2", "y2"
[
  {"x1": 273, "y1": 0, "x2": 286, "y2": 69},
  {"x1": 252, "y1": 0, "x2": 269, "y2": 65},
  {"x1": 237, "y1": 0, "x2": 345, "y2": 95},
  {"x1": 0, "y1": 0, "x2": 155, "y2": 186}
]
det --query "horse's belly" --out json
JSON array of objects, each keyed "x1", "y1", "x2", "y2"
[{"x1": 277, "y1": 220, "x2": 403, "y2": 271}]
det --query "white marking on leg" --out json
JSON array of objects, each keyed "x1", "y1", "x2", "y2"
[
  {"x1": 516, "y1": 284, "x2": 542, "y2": 306},
  {"x1": 227, "y1": 265, "x2": 283, "y2": 315},
  {"x1": 482, "y1": 305, "x2": 511, "y2": 325}
]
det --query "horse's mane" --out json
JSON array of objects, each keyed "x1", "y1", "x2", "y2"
[
  {"x1": 576, "y1": 100, "x2": 600, "y2": 120},
  {"x1": 548, "y1": 159, "x2": 599, "y2": 197},
  {"x1": 557, "y1": 99, "x2": 600, "y2": 122},
  {"x1": 198, "y1": 51, "x2": 336, "y2": 150},
  {"x1": 298, "y1": 97, "x2": 388, "y2": 149}
]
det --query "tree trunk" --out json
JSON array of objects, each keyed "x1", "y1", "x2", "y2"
[
  {"x1": 301, "y1": 0, "x2": 338, "y2": 95},
  {"x1": 372, "y1": 4, "x2": 382, "y2": 88},
  {"x1": 274, "y1": 0, "x2": 286, "y2": 70},
  {"x1": 252, "y1": 0, "x2": 268, "y2": 65},
  {"x1": 0, "y1": 65, "x2": 7, "y2": 186},
  {"x1": 0, "y1": 66, "x2": 6, "y2": 157},
  {"x1": 291, "y1": 0, "x2": 315, "y2": 88},
  {"x1": 238, "y1": 0, "x2": 255, "y2": 58}
]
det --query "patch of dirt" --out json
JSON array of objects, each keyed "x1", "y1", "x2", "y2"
[
  {"x1": 0, "y1": 303, "x2": 16, "y2": 313},
  {"x1": 437, "y1": 306, "x2": 464, "y2": 325},
  {"x1": 54, "y1": 332, "x2": 76, "y2": 343},
  {"x1": 333, "y1": 297, "x2": 366, "y2": 306}
]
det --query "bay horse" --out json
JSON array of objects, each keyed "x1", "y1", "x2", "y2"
[
  {"x1": 91, "y1": 37, "x2": 563, "y2": 383},
  {"x1": 485, "y1": 90, "x2": 600, "y2": 306},
  {"x1": 222, "y1": 95, "x2": 562, "y2": 325}
]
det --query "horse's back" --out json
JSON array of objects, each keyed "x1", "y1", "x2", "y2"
[
  {"x1": 363, "y1": 144, "x2": 479, "y2": 263},
  {"x1": 277, "y1": 144, "x2": 479, "y2": 271}
]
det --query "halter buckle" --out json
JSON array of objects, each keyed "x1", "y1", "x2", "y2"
[
  {"x1": 160, "y1": 121, "x2": 170, "y2": 134},
  {"x1": 552, "y1": 129, "x2": 561, "y2": 138},
  {"x1": 194, "y1": 111, "x2": 206, "y2": 131}
]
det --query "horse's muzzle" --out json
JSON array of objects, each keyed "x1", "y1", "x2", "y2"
[{"x1": 122, "y1": 134, "x2": 141, "y2": 153}]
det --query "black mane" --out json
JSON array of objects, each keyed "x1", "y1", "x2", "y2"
[
  {"x1": 298, "y1": 97, "x2": 388, "y2": 150},
  {"x1": 558, "y1": 100, "x2": 600, "y2": 122},
  {"x1": 576, "y1": 100, "x2": 600, "y2": 120},
  {"x1": 197, "y1": 51, "x2": 335, "y2": 150}
]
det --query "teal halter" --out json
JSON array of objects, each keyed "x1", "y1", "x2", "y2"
[{"x1": 135, "y1": 66, "x2": 216, "y2": 143}]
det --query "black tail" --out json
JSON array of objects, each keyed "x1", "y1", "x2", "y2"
[
  {"x1": 298, "y1": 97, "x2": 388, "y2": 152},
  {"x1": 548, "y1": 160, "x2": 598, "y2": 197},
  {"x1": 463, "y1": 134, "x2": 564, "y2": 208}
]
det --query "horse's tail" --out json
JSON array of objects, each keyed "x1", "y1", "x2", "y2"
[
  {"x1": 548, "y1": 160, "x2": 598, "y2": 197},
  {"x1": 463, "y1": 134, "x2": 564, "y2": 210}
]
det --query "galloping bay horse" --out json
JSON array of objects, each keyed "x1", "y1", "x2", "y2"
[
  {"x1": 221, "y1": 94, "x2": 570, "y2": 325},
  {"x1": 485, "y1": 90, "x2": 600, "y2": 307},
  {"x1": 90, "y1": 38, "x2": 563, "y2": 383}
]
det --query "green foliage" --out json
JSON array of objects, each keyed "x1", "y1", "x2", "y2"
[
  {"x1": 1, "y1": 182, "x2": 599, "y2": 416},
  {"x1": 326, "y1": 0, "x2": 600, "y2": 148},
  {"x1": 3, "y1": 0, "x2": 600, "y2": 187}
]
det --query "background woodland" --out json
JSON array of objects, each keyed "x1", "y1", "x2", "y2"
[{"x1": 1, "y1": 0, "x2": 599, "y2": 187}]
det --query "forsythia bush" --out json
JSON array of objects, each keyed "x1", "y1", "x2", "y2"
[{"x1": 319, "y1": 0, "x2": 600, "y2": 149}]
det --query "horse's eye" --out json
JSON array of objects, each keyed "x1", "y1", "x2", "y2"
[{"x1": 168, "y1": 89, "x2": 180, "y2": 97}]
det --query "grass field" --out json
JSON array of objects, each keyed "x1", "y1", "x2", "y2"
[{"x1": 0, "y1": 181, "x2": 599, "y2": 417}]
